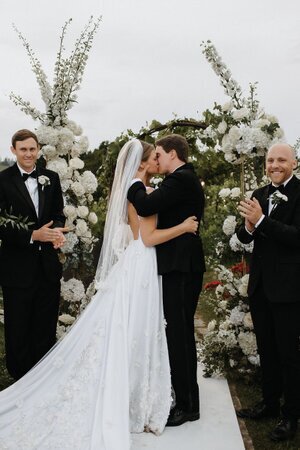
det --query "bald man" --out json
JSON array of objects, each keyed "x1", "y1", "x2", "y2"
[{"x1": 236, "y1": 143, "x2": 300, "y2": 442}]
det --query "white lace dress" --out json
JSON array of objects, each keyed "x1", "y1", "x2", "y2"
[{"x1": 0, "y1": 236, "x2": 171, "y2": 450}]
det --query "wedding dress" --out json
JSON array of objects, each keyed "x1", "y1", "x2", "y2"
[
  {"x1": 0, "y1": 234, "x2": 171, "y2": 450},
  {"x1": 0, "y1": 139, "x2": 172, "y2": 450}
]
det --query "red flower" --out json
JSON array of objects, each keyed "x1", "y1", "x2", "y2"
[
  {"x1": 204, "y1": 280, "x2": 222, "y2": 290},
  {"x1": 231, "y1": 262, "x2": 249, "y2": 274}
]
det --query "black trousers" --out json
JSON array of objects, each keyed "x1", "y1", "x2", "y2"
[
  {"x1": 162, "y1": 271, "x2": 203, "y2": 413},
  {"x1": 250, "y1": 282, "x2": 300, "y2": 419},
  {"x1": 2, "y1": 267, "x2": 60, "y2": 380}
]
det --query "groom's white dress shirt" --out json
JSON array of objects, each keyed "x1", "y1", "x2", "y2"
[{"x1": 17, "y1": 163, "x2": 39, "y2": 218}]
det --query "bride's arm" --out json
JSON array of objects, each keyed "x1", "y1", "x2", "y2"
[{"x1": 140, "y1": 214, "x2": 198, "y2": 247}]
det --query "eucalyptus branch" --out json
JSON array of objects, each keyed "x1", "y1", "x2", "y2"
[{"x1": 0, "y1": 208, "x2": 35, "y2": 230}]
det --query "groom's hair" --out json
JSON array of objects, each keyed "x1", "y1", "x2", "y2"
[
  {"x1": 11, "y1": 129, "x2": 39, "y2": 149},
  {"x1": 156, "y1": 134, "x2": 188, "y2": 162}
]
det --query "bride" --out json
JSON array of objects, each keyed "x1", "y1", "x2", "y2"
[{"x1": 0, "y1": 139, "x2": 198, "y2": 450}]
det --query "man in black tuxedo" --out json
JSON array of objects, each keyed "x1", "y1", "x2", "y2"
[
  {"x1": 0, "y1": 129, "x2": 66, "y2": 380},
  {"x1": 127, "y1": 134, "x2": 205, "y2": 426},
  {"x1": 236, "y1": 143, "x2": 300, "y2": 442}
]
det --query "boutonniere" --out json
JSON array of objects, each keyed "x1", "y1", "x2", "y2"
[
  {"x1": 272, "y1": 191, "x2": 288, "y2": 206},
  {"x1": 270, "y1": 191, "x2": 288, "y2": 213},
  {"x1": 38, "y1": 175, "x2": 51, "y2": 191}
]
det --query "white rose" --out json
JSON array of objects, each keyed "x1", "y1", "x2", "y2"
[
  {"x1": 230, "y1": 187, "x2": 241, "y2": 198},
  {"x1": 222, "y1": 101, "x2": 233, "y2": 112},
  {"x1": 219, "y1": 188, "x2": 231, "y2": 198},
  {"x1": 88, "y1": 212, "x2": 98, "y2": 224},
  {"x1": 77, "y1": 206, "x2": 89, "y2": 218}
]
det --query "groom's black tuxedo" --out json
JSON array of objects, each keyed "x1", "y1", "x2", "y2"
[
  {"x1": 128, "y1": 163, "x2": 205, "y2": 414},
  {"x1": 0, "y1": 163, "x2": 65, "y2": 379},
  {"x1": 237, "y1": 175, "x2": 300, "y2": 419}
]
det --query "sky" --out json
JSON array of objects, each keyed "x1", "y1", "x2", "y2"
[{"x1": 1, "y1": 0, "x2": 300, "y2": 159}]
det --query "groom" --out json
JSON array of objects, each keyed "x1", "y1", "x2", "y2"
[
  {"x1": 0, "y1": 129, "x2": 66, "y2": 380},
  {"x1": 128, "y1": 134, "x2": 205, "y2": 426}
]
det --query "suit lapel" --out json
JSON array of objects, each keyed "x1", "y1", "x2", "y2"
[
  {"x1": 37, "y1": 170, "x2": 45, "y2": 220},
  {"x1": 11, "y1": 164, "x2": 38, "y2": 218},
  {"x1": 269, "y1": 176, "x2": 296, "y2": 218},
  {"x1": 260, "y1": 186, "x2": 269, "y2": 216}
]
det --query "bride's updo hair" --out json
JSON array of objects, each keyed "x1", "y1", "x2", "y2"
[{"x1": 140, "y1": 140, "x2": 154, "y2": 162}]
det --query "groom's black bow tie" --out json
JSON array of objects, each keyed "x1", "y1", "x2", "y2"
[
  {"x1": 268, "y1": 183, "x2": 285, "y2": 195},
  {"x1": 22, "y1": 170, "x2": 37, "y2": 181}
]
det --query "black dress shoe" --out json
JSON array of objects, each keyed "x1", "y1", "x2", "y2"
[
  {"x1": 166, "y1": 408, "x2": 200, "y2": 427},
  {"x1": 269, "y1": 418, "x2": 298, "y2": 442},
  {"x1": 236, "y1": 400, "x2": 280, "y2": 420}
]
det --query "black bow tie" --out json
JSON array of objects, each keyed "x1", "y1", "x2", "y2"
[
  {"x1": 22, "y1": 170, "x2": 37, "y2": 181},
  {"x1": 268, "y1": 183, "x2": 285, "y2": 195}
]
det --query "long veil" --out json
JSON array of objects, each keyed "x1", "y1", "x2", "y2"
[{"x1": 95, "y1": 139, "x2": 143, "y2": 289}]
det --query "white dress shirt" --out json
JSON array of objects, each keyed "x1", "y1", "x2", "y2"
[{"x1": 17, "y1": 163, "x2": 39, "y2": 218}]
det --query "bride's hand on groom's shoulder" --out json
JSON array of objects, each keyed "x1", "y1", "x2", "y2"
[{"x1": 182, "y1": 216, "x2": 198, "y2": 234}]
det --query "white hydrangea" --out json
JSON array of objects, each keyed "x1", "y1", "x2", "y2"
[
  {"x1": 47, "y1": 157, "x2": 69, "y2": 179},
  {"x1": 58, "y1": 314, "x2": 76, "y2": 326},
  {"x1": 229, "y1": 234, "x2": 254, "y2": 253},
  {"x1": 56, "y1": 127, "x2": 74, "y2": 155},
  {"x1": 41, "y1": 145, "x2": 57, "y2": 159},
  {"x1": 77, "y1": 135, "x2": 89, "y2": 154},
  {"x1": 222, "y1": 215, "x2": 237, "y2": 236},
  {"x1": 71, "y1": 181, "x2": 86, "y2": 197},
  {"x1": 229, "y1": 306, "x2": 245, "y2": 326},
  {"x1": 75, "y1": 219, "x2": 89, "y2": 237},
  {"x1": 217, "y1": 329, "x2": 237, "y2": 348},
  {"x1": 36, "y1": 125, "x2": 59, "y2": 146},
  {"x1": 66, "y1": 120, "x2": 83, "y2": 136},
  {"x1": 61, "y1": 278, "x2": 85, "y2": 303},
  {"x1": 80, "y1": 171, "x2": 98, "y2": 194},
  {"x1": 69, "y1": 157, "x2": 85, "y2": 170},
  {"x1": 248, "y1": 354, "x2": 260, "y2": 366},
  {"x1": 238, "y1": 331, "x2": 257, "y2": 356},
  {"x1": 238, "y1": 274, "x2": 249, "y2": 297},
  {"x1": 63, "y1": 205, "x2": 77, "y2": 220},
  {"x1": 61, "y1": 232, "x2": 79, "y2": 254},
  {"x1": 243, "y1": 312, "x2": 253, "y2": 329}
]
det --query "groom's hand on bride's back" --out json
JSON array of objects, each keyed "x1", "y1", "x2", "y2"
[{"x1": 182, "y1": 216, "x2": 199, "y2": 234}]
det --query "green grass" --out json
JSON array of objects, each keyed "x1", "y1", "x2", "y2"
[{"x1": 234, "y1": 380, "x2": 300, "y2": 450}]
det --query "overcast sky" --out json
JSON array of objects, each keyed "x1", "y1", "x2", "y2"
[{"x1": 1, "y1": 0, "x2": 300, "y2": 159}]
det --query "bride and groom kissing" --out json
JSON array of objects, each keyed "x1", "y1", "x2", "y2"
[{"x1": 0, "y1": 132, "x2": 205, "y2": 449}]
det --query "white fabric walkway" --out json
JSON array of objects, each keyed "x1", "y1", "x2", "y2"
[{"x1": 131, "y1": 365, "x2": 245, "y2": 450}]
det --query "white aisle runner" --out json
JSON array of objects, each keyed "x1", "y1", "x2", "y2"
[{"x1": 131, "y1": 365, "x2": 245, "y2": 450}]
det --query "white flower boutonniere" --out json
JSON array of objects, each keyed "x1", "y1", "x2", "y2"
[
  {"x1": 38, "y1": 175, "x2": 51, "y2": 191},
  {"x1": 272, "y1": 191, "x2": 288, "y2": 206}
]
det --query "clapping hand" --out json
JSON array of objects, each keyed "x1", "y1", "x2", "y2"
[
  {"x1": 32, "y1": 221, "x2": 69, "y2": 248},
  {"x1": 238, "y1": 197, "x2": 263, "y2": 231}
]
